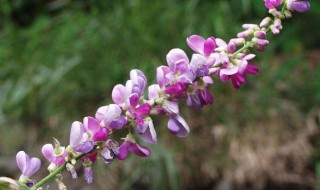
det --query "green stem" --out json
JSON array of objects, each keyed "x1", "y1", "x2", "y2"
[
  {"x1": 234, "y1": 41, "x2": 254, "y2": 56},
  {"x1": 30, "y1": 163, "x2": 66, "y2": 190},
  {"x1": 30, "y1": 153, "x2": 85, "y2": 190}
]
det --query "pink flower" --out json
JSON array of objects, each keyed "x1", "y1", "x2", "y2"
[
  {"x1": 264, "y1": 0, "x2": 282, "y2": 9},
  {"x1": 187, "y1": 35, "x2": 216, "y2": 57}
]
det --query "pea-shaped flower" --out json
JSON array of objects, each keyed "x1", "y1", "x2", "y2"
[{"x1": 16, "y1": 151, "x2": 41, "y2": 187}]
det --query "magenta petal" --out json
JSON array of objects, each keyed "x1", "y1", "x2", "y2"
[
  {"x1": 128, "y1": 143, "x2": 151, "y2": 157},
  {"x1": 203, "y1": 37, "x2": 216, "y2": 56},
  {"x1": 70, "y1": 121, "x2": 85, "y2": 148},
  {"x1": 168, "y1": 115, "x2": 190, "y2": 137},
  {"x1": 164, "y1": 82, "x2": 187, "y2": 96},
  {"x1": 117, "y1": 141, "x2": 130, "y2": 160},
  {"x1": 16, "y1": 151, "x2": 30, "y2": 174},
  {"x1": 24, "y1": 158, "x2": 41, "y2": 177},
  {"x1": 187, "y1": 35, "x2": 205, "y2": 54},
  {"x1": 128, "y1": 93, "x2": 140, "y2": 108},
  {"x1": 92, "y1": 128, "x2": 109, "y2": 142},
  {"x1": 140, "y1": 120, "x2": 157, "y2": 144},
  {"x1": 41, "y1": 144, "x2": 54, "y2": 163},
  {"x1": 134, "y1": 103, "x2": 152, "y2": 117},
  {"x1": 112, "y1": 84, "x2": 126, "y2": 105},
  {"x1": 84, "y1": 117, "x2": 100, "y2": 134}
]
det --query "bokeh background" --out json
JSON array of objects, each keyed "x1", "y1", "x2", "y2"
[{"x1": 0, "y1": 0, "x2": 320, "y2": 189}]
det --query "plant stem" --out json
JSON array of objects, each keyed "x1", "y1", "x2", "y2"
[
  {"x1": 30, "y1": 163, "x2": 66, "y2": 190},
  {"x1": 30, "y1": 153, "x2": 85, "y2": 190}
]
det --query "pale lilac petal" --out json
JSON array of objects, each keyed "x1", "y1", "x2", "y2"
[
  {"x1": 84, "y1": 167, "x2": 93, "y2": 184},
  {"x1": 95, "y1": 106, "x2": 108, "y2": 122},
  {"x1": 186, "y1": 35, "x2": 205, "y2": 54},
  {"x1": 215, "y1": 38, "x2": 227, "y2": 48},
  {"x1": 166, "y1": 48, "x2": 189, "y2": 70},
  {"x1": 97, "y1": 104, "x2": 122, "y2": 126},
  {"x1": 239, "y1": 60, "x2": 248, "y2": 74},
  {"x1": 220, "y1": 67, "x2": 239, "y2": 76},
  {"x1": 156, "y1": 66, "x2": 171, "y2": 88},
  {"x1": 203, "y1": 76, "x2": 214, "y2": 84},
  {"x1": 24, "y1": 158, "x2": 41, "y2": 177},
  {"x1": 148, "y1": 84, "x2": 160, "y2": 100},
  {"x1": 41, "y1": 144, "x2": 54, "y2": 163},
  {"x1": 163, "y1": 100, "x2": 179, "y2": 115},
  {"x1": 130, "y1": 69, "x2": 147, "y2": 92},
  {"x1": 140, "y1": 120, "x2": 157, "y2": 144},
  {"x1": 168, "y1": 115, "x2": 190, "y2": 137},
  {"x1": 83, "y1": 117, "x2": 100, "y2": 134},
  {"x1": 290, "y1": 1, "x2": 310, "y2": 12},
  {"x1": 244, "y1": 54, "x2": 256, "y2": 61},
  {"x1": 112, "y1": 84, "x2": 126, "y2": 105},
  {"x1": 70, "y1": 121, "x2": 85, "y2": 148},
  {"x1": 73, "y1": 141, "x2": 94, "y2": 153},
  {"x1": 16, "y1": 151, "x2": 30, "y2": 174}
]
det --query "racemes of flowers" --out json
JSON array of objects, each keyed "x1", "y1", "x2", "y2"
[{"x1": 12, "y1": 0, "x2": 310, "y2": 189}]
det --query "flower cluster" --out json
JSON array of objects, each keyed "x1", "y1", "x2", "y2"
[{"x1": 13, "y1": 0, "x2": 310, "y2": 189}]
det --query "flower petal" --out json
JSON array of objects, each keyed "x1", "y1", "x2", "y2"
[
  {"x1": 112, "y1": 84, "x2": 126, "y2": 105},
  {"x1": 84, "y1": 117, "x2": 100, "y2": 134},
  {"x1": 41, "y1": 144, "x2": 54, "y2": 163},
  {"x1": 16, "y1": 151, "x2": 30, "y2": 174},
  {"x1": 166, "y1": 48, "x2": 189, "y2": 70},
  {"x1": 128, "y1": 143, "x2": 151, "y2": 157},
  {"x1": 24, "y1": 158, "x2": 41, "y2": 177},
  {"x1": 187, "y1": 35, "x2": 205, "y2": 54},
  {"x1": 70, "y1": 121, "x2": 85, "y2": 148},
  {"x1": 140, "y1": 120, "x2": 157, "y2": 144},
  {"x1": 168, "y1": 115, "x2": 190, "y2": 137}
]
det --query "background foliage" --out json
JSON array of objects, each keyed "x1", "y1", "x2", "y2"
[{"x1": 0, "y1": 0, "x2": 319, "y2": 189}]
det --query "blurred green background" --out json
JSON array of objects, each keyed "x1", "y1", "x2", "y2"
[{"x1": 0, "y1": 0, "x2": 319, "y2": 189}]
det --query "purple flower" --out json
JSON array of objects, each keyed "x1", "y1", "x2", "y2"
[
  {"x1": 168, "y1": 114, "x2": 190, "y2": 137},
  {"x1": 95, "y1": 104, "x2": 127, "y2": 130},
  {"x1": 16, "y1": 151, "x2": 41, "y2": 186},
  {"x1": 136, "y1": 119, "x2": 157, "y2": 144},
  {"x1": 164, "y1": 82, "x2": 188, "y2": 97},
  {"x1": 130, "y1": 69, "x2": 147, "y2": 93},
  {"x1": 190, "y1": 54, "x2": 210, "y2": 77},
  {"x1": 264, "y1": 0, "x2": 282, "y2": 9},
  {"x1": 187, "y1": 35, "x2": 216, "y2": 57},
  {"x1": 287, "y1": 0, "x2": 310, "y2": 12},
  {"x1": 69, "y1": 117, "x2": 109, "y2": 153},
  {"x1": 158, "y1": 48, "x2": 196, "y2": 86},
  {"x1": 101, "y1": 140, "x2": 119, "y2": 164}
]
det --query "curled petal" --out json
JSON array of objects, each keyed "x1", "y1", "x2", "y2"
[
  {"x1": 140, "y1": 120, "x2": 157, "y2": 144},
  {"x1": 128, "y1": 142, "x2": 151, "y2": 157},
  {"x1": 92, "y1": 128, "x2": 109, "y2": 142},
  {"x1": 168, "y1": 115, "x2": 190, "y2": 137},
  {"x1": 109, "y1": 116, "x2": 127, "y2": 130},
  {"x1": 163, "y1": 100, "x2": 179, "y2": 115},
  {"x1": 128, "y1": 93, "x2": 140, "y2": 109},
  {"x1": 204, "y1": 37, "x2": 216, "y2": 56},
  {"x1": 134, "y1": 103, "x2": 152, "y2": 117}
]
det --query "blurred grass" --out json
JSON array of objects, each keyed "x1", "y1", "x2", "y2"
[{"x1": 0, "y1": 0, "x2": 320, "y2": 189}]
